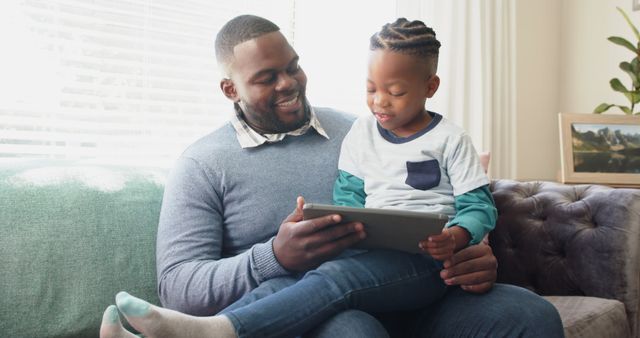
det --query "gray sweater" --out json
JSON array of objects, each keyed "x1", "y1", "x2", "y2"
[{"x1": 156, "y1": 107, "x2": 356, "y2": 315}]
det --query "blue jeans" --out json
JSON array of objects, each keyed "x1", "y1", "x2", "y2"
[
  {"x1": 221, "y1": 250, "x2": 447, "y2": 338},
  {"x1": 309, "y1": 284, "x2": 564, "y2": 338},
  {"x1": 380, "y1": 283, "x2": 565, "y2": 337},
  {"x1": 221, "y1": 251, "x2": 565, "y2": 338}
]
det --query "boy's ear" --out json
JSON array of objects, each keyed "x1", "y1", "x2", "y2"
[
  {"x1": 425, "y1": 75, "x2": 440, "y2": 98},
  {"x1": 220, "y1": 78, "x2": 239, "y2": 102}
]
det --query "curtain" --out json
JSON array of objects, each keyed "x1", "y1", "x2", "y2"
[{"x1": 396, "y1": 0, "x2": 517, "y2": 179}]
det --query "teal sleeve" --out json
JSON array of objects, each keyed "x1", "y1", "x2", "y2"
[
  {"x1": 333, "y1": 170, "x2": 366, "y2": 208},
  {"x1": 449, "y1": 184, "x2": 497, "y2": 245}
]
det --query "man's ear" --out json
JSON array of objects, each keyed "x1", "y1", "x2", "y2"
[
  {"x1": 425, "y1": 75, "x2": 440, "y2": 98},
  {"x1": 220, "y1": 78, "x2": 239, "y2": 102}
]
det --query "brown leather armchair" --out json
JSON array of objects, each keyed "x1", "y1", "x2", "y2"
[{"x1": 490, "y1": 180, "x2": 640, "y2": 338}]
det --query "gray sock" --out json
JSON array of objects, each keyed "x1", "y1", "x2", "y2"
[{"x1": 113, "y1": 291, "x2": 237, "y2": 338}]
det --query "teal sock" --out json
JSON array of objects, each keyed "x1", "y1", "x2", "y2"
[
  {"x1": 99, "y1": 305, "x2": 138, "y2": 338},
  {"x1": 116, "y1": 292, "x2": 151, "y2": 316}
]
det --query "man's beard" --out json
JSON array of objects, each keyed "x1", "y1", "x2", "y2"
[{"x1": 235, "y1": 98, "x2": 311, "y2": 134}]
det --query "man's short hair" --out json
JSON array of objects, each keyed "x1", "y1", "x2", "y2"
[{"x1": 215, "y1": 15, "x2": 280, "y2": 74}]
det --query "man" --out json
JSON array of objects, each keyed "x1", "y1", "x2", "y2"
[{"x1": 100, "y1": 15, "x2": 563, "y2": 338}]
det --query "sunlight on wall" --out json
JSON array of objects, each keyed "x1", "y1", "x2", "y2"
[{"x1": 294, "y1": 0, "x2": 397, "y2": 116}]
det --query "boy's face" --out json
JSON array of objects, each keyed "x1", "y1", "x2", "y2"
[
  {"x1": 366, "y1": 49, "x2": 439, "y2": 137},
  {"x1": 220, "y1": 31, "x2": 309, "y2": 134}
]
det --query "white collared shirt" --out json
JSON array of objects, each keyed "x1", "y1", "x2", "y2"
[{"x1": 231, "y1": 106, "x2": 330, "y2": 148}]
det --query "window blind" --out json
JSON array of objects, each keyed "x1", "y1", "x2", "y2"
[{"x1": 0, "y1": 0, "x2": 294, "y2": 167}]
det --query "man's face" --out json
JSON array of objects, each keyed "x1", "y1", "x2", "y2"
[{"x1": 221, "y1": 31, "x2": 309, "y2": 134}]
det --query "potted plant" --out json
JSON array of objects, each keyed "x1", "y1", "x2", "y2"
[{"x1": 594, "y1": 7, "x2": 640, "y2": 115}]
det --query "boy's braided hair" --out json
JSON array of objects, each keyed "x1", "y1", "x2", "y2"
[
  {"x1": 215, "y1": 15, "x2": 280, "y2": 73},
  {"x1": 370, "y1": 18, "x2": 440, "y2": 71}
]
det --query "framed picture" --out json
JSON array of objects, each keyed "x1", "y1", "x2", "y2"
[
  {"x1": 559, "y1": 113, "x2": 640, "y2": 187},
  {"x1": 635, "y1": 0, "x2": 640, "y2": 11}
]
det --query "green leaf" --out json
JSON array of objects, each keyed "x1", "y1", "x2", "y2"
[
  {"x1": 617, "y1": 105, "x2": 633, "y2": 114},
  {"x1": 610, "y1": 78, "x2": 629, "y2": 93},
  {"x1": 620, "y1": 61, "x2": 633, "y2": 71},
  {"x1": 617, "y1": 7, "x2": 640, "y2": 42},
  {"x1": 620, "y1": 62, "x2": 640, "y2": 87},
  {"x1": 611, "y1": 78, "x2": 635, "y2": 103},
  {"x1": 632, "y1": 58, "x2": 640, "y2": 73},
  {"x1": 608, "y1": 36, "x2": 637, "y2": 53},
  {"x1": 594, "y1": 103, "x2": 613, "y2": 114}
]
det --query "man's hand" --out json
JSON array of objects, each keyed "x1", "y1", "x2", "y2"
[
  {"x1": 439, "y1": 242, "x2": 497, "y2": 294},
  {"x1": 273, "y1": 197, "x2": 366, "y2": 272}
]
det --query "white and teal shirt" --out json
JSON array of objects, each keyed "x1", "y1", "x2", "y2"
[{"x1": 333, "y1": 112, "x2": 497, "y2": 245}]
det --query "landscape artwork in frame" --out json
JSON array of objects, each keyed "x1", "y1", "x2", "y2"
[{"x1": 559, "y1": 113, "x2": 640, "y2": 187}]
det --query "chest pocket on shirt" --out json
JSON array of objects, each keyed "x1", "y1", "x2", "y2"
[{"x1": 405, "y1": 159, "x2": 441, "y2": 190}]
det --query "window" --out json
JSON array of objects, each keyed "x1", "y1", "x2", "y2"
[{"x1": 0, "y1": 0, "x2": 296, "y2": 167}]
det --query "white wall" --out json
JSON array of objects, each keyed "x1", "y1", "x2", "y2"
[
  {"x1": 514, "y1": 0, "x2": 561, "y2": 180},
  {"x1": 514, "y1": 0, "x2": 640, "y2": 181},
  {"x1": 560, "y1": 0, "x2": 640, "y2": 113}
]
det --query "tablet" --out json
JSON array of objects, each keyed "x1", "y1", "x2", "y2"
[{"x1": 302, "y1": 203, "x2": 449, "y2": 254}]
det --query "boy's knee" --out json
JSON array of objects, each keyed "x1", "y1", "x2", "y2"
[{"x1": 304, "y1": 310, "x2": 389, "y2": 338}]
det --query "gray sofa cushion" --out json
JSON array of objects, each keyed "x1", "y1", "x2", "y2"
[{"x1": 545, "y1": 296, "x2": 630, "y2": 338}]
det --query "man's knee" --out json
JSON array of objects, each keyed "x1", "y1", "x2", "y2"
[
  {"x1": 304, "y1": 310, "x2": 389, "y2": 338},
  {"x1": 485, "y1": 284, "x2": 564, "y2": 337},
  {"x1": 413, "y1": 283, "x2": 564, "y2": 338}
]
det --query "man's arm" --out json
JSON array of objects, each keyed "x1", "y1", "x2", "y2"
[
  {"x1": 156, "y1": 157, "x2": 365, "y2": 315},
  {"x1": 156, "y1": 156, "x2": 282, "y2": 315}
]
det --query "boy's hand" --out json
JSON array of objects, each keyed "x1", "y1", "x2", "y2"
[
  {"x1": 419, "y1": 225, "x2": 471, "y2": 261},
  {"x1": 420, "y1": 227, "x2": 456, "y2": 260}
]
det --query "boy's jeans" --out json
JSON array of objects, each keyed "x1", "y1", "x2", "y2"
[{"x1": 221, "y1": 249, "x2": 446, "y2": 338}]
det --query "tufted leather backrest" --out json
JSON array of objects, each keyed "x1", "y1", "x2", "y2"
[{"x1": 489, "y1": 179, "x2": 640, "y2": 337}]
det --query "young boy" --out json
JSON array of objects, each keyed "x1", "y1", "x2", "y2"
[
  {"x1": 334, "y1": 17, "x2": 496, "y2": 260},
  {"x1": 99, "y1": 18, "x2": 496, "y2": 338}
]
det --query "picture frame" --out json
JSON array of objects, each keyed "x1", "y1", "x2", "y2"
[
  {"x1": 558, "y1": 113, "x2": 640, "y2": 187},
  {"x1": 634, "y1": 0, "x2": 640, "y2": 11}
]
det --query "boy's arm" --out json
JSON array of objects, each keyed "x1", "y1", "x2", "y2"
[
  {"x1": 333, "y1": 170, "x2": 366, "y2": 207},
  {"x1": 448, "y1": 184, "x2": 497, "y2": 246},
  {"x1": 334, "y1": 121, "x2": 366, "y2": 207}
]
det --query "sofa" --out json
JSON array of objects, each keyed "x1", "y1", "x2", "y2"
[{"x1": 1, "y1": 160, "x2": 639, "y2": 338}]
